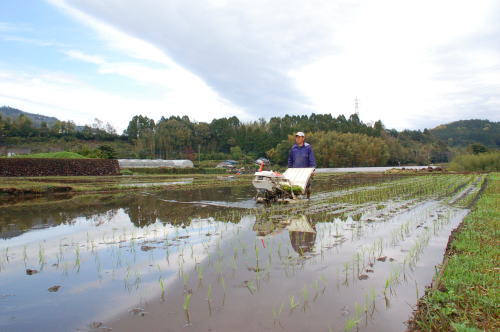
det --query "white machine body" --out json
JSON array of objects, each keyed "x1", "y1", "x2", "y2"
[{"x1": 252, "y1": 168, "x2": 315, "y2": 201}]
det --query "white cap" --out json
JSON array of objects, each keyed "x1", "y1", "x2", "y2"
[{"x1": 295, "y1": 131, "x2": 305, "y2": 137}]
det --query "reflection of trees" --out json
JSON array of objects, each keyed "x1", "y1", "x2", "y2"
[
  {"x1": 125, "y1": 187, "x2": 250, "y2": 227},
  {"x1": 124, "y1": 195, "x2": 158, "y2": 227},
  {"x1": 1, "y1": 185, "x2": 251, "y2": 238},
  {"x1": 0, "y1": 194, "x2": 129, "y2": 239}
]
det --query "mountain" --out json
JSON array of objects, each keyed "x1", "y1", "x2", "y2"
[
  {"x1": 0, "y1": 106, "x2": 60, "y2": 127},
  {"x1": 429, "y1": 119, "x2": 500, "y2": 148}
]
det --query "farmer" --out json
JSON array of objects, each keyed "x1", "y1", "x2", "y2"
[
  {"x1": 288, "y1": 132, "x2": 317, "y2": 168},
  {"x1": 288, "y1": 131, "x2": 316, "y2": 198}
]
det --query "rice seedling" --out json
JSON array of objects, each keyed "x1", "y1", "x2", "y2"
[
  {"x1": 207, "y1": 283, "x2": 212, "y2": 301},
  {"x1": 215, "y1": 260, "x2": 223, "y2": 276},
  {"x1": 219, "y1": 275, "x2": 226, "y2": 293},
  {"x1": 133, "y1": 270, "x2": 142, "y2": 290},
  {"x1": 183, "y1": 291, "x2": 192, "y2": 326},
  {"x1": 302, "y1": 285, "x2": 309, "y2": 307},
  {"x1": 159, "y1": 277, "x2": 165, "y2": 300},
  {"x1": 245, "y1": 280, "x2": 256, "y2": 294},
  {"x1": 196, "y1": 264, "x2": 204, "y2": 282},
  {"x1": 344, "y1": 317, "x2": 359, "y2": 331},
  {"x1": 384, "y1": 278, "x2": 390, "y2": 297},
  {"x1": 23, "y1": 245, "x2": 28, "y2": 266},
  {"x1": 289, "y1": 295, "x2": 299, "y2": 310},
  {"x1": 272, "y1": 302, "x2": 284, "y2": 326},
  {"x1": 354, "y1": 302, "x2": 364, "y2": 320},
  {"x1": 38, "y1": 243, "x2": 45, "y2": 267},
  {"x1": 343, "y1": 262, "x2": 350, "y2": 285},
  {"x1": 74, "y1": 246, "x2": 81, "y2": 271}
]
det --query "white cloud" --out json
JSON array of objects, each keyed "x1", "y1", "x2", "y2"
[
  {"x1": 0, "y1": 66, "x2": 248, "y2": 132},
  {"x1": 64, "y1": 50, "x2": 105, "y2": 65},
  {"x1": 0, "y1": 0, "x2": 251, "y2": 131},
  {"x1": 288, "y1": 0, "x2": 500, "y2": 128},
  {"x1": 1, "y1": 35, "x2": 64, "y2": 47},
  {"x1": 6, "y1": 0, "x2": 498, "y2": 130}
]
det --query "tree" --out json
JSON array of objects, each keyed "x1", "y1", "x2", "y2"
[
  {"x1": 96, "y1": 145, "x2": 117, "y2": 159},
  {"x1": 467, "y1": 143, "x2": 488, "y2": 154},
  {"x1": 230, "y1": 146, "x2": 243, "y2": 160},
  {"x1": 125, "y1": 115, "x2": 155, "y2": 140}
]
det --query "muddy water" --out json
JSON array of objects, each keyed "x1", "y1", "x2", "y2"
[{"x1": 0, "y1": 174, "x2": 473, "y2": 331}]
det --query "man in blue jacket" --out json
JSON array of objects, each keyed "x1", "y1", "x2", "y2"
[
  {"x1": 288, "y1": 131, "x2": 316, "y2": 198},
  {"x1": 288, "y1": 132, "x2": 317, "y2": 168}
]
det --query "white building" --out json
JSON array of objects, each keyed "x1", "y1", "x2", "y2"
[{"x1": 118, "y1": 159, "x2": 194, "y2": 168}]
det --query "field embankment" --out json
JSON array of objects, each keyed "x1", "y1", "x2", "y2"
[{"x1": 0, "y1": 158, "x2": 119, "y2": 177}]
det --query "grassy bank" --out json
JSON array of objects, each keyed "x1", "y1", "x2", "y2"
[{"x1": 411, "y1": 172, "x2": 499, "y2": 331}]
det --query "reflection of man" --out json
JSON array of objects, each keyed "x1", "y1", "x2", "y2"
[
  {"x1": 288, "y1": 215, "x2": 316, "y2": 256},
  {"x1": 288, "y1": 132, "x2": 316, "y2": 198},
  {"x1": 251, "y1": 215, "x2": 316, "y2": 255}
]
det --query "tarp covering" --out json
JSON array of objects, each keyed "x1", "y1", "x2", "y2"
[
  {"x1": 118, "y1": 159, "x2": 194, "y2": 168},
  {"x1": 282, "y1": 168, "x2": 315, "y2": 191},
  {"x1": 286, "y1": 215, "x2": 316, "y2": 233}
]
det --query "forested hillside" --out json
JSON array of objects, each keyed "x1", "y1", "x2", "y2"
[
  {"x1": 0, "y1": 106, "x2": 60, "y2": 128},
  {"x1": 429, "y1": 119, "x2": 499, "y2": 148},
  {"x1": 1, "y1": 106, "x2": 496, "y2": 167}
]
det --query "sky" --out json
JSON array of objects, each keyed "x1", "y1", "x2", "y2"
[{"x1": 0, "y1": 0, "x2": 499, "y2": 133}]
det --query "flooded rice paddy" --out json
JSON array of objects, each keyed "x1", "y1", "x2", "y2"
[{"x1": 0, "y1": 173, "x2": 485, "y2": 331}]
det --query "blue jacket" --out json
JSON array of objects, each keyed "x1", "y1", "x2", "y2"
[{"x1": 288, "y1": 143, "x2": 317, "y2": 168}]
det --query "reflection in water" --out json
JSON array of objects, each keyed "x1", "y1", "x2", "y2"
[
  {"x1": 253, "y1": 214, "x2": 317, "y2": 255},
  {"x1": 288, "y1": 215, "x2": 316, "y2": 255},
  {"x1": 0, "y1": 185, "x2": 255, "y2": 239},
  {"x1": 0, "y1": 174, "x2": 471, "y2": 332},
  {"x1": 0, "y1": 174, "x2": 401, "y2": 240}
]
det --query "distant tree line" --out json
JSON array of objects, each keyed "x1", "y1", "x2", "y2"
[
  {"x1": 123, "y1": 113, "x2": 453, "y2": 166},
  {"x1": 0, "y1": 111, "x2": 473, "y2": 166}
]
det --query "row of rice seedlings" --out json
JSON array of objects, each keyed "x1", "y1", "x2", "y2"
[
  {"x1": 403, "y1": 207, "x2": 455, "y2": 271},
  {"x1": 450, "y1": 174, "x2": 486, "y2": 207},
  {"x1": 360, "y1": 175, "x2": 470, "y2": 205},
  {"x1": 330, "y1": 203, "x2": 436, "y2": 287},
  {"x1": 253, "y1": 175, "x2": 469, "y2": 224},
  {"x1": 329, "y1": 288, "x2": 379, "y2": 331},
  {"x1": 378, "y1": 206, "x2": 457, "y2": 310}
]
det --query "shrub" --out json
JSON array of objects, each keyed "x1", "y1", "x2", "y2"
[
  {"x1": 448, "y1": 151, "x2": 500, "y2": 172},
  {"x1": 120, "y1": 169, "x2": 134, "y2": 175}
]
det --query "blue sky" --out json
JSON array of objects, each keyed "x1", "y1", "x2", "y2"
[
  {"x1": 1, "y1": 0, "x2": 499, "y2": 132},
  {"x1": 0, "y1": 1, "x2": 125, "y2": 91}
]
